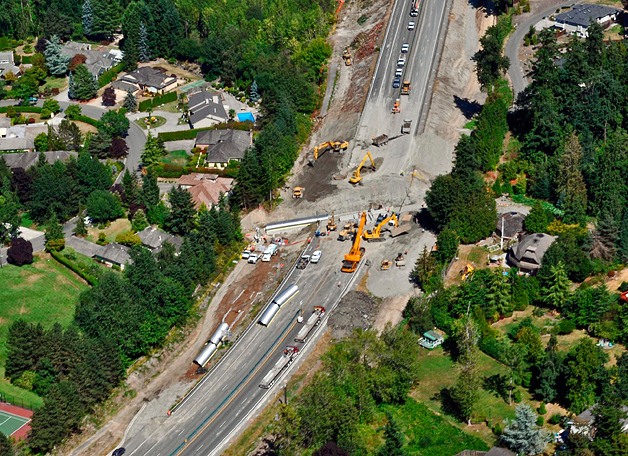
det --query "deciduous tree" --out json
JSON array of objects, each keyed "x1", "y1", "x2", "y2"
[
  {"x1": 557, "y1": 132, "x2": 588, "y2": 225},
  {"x1": 101, "y1": 86, "x2": 116, "y2": 107},
  {"x1": 86, "y1": 190, "x2": 123, "y2": 223}
]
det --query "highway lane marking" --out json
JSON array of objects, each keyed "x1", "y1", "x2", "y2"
[
  {"x1": 142, "y1": 440, "x2": 160, "y2": 456},
  {"x1": 172, "y1": 315, "x2": 301, "y2": 455},
  {"x1": 178, "y1": 430, "x2": 184, "y2": 436}
]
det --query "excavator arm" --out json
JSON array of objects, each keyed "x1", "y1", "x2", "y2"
[
  {"x1": 341, "y1": 212, "x2": 367, "y2": 272},
  {"x1": 349, "y1": 152, "x2": 376, "y2": 184},
  {"x1": 363, "y1": 214, "x2": 398, "y2": 241}
]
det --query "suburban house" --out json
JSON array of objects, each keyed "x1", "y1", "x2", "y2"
[
  {"x1": 61, "y1": 41, "x2": 120, "y2": 78},
  {"x1": 567, "y1": 405, "x2": 628, "y2": 442},
  {"x1": 112, "y1": 66, "x2": 177, "y2": 95},
  {"x1": 1, "y1": 151, "x2": 77, "y2": 169},
  {"x1": 0, "y1": 137, "x2": 34, "y2": 152},
  {"x1": 495, "y1": 211, "x2": 526, "y2": 241},
  {"x1": 194, "y1": 129, "x2": 253, "y2": 169},
  {"x1": 554, "y1": 4, "x2": 621, "y2": 37},
  {"x1": 418, "y1": 330, "x2": 444, "y2": 349},
  {"x1": 187, "y1": 90, "x2": 229, "y2": 128},
  {"x1": 137, "y1": 226, "x2": 183, "y2": 254},
  {"x1": 93, "y1": 243, "x2": 132, "y2": 270},
  {"x1": 0, "y1": 52, "x2": 21, "y2": 78},
  {"x1": 0, "y1": 124, "x2": 47, "y2": 152},
  {"x1": 176, "y1": 174, "x2": 234, "y2": 209},
  {"x1": 507, "y1": 233, "x2": 556, "y2": 273},
  {"x1": 0, "y1": 117, "x2": 10, "y2": 137}
]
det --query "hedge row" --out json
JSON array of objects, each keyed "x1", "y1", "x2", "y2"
[
  {"x1": 0, "y1": 106, "x2": 43, "y2": 114},
  {"x1": 50, "y1": 249, "x2": 99, "y2": 286},
  {"x1": 72, "y1": 114, "x2": 101, "y2": 128},
  {"x1": 155, "y1": 163, "x2": 224, "y2": 179},
  {"x1": 138, "y1": 91, "x2": 178, "y2": 112},
  {"x1": 98, "y1": 63, "x2": 124, "y2": 88},
  {"x1": 158, "y1": 121, "x2": 253, "y2": 142}
]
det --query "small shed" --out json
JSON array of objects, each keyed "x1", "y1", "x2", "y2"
[{"x1": 419, "y1": 330, "x2": 444, "y2": 349}]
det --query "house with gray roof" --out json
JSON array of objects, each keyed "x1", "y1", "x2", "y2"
[
  {"x1": 1, "y1": 151, "x2": 77, "y2": 169},
  {"x1": 93, "y1": 243, "x2": 132, "y2": 270},
  {"x1": 0, "y1": 137, "x2": 34, "y2": 152},
  {"x1": 137, "y1": 226, "x2": 183, "y2": 254},
  {"x1": 0, "y1": 52, "x2": 21, "y2": 78},
  {"x1": 496, "y1": 211, "x2": 526, "y2": 240},
  {"x1": 195, "y1": 129, "x2": 253, "y2": 169},
  {"x1": 507, "y1": 233, "x2": 556, "y2": 273},
  {"x1": 554, "y1": 4, "x2": 621, "y2": 37},
  {"x1": 114, "y1": 66, "x2": 177, "y2": 95},
  {"x1": 61, "y1": 42, "x2": 118, "y2": 78},
  {"x1": 187, "y1": 90, "x2": 228, "y2": 128}
]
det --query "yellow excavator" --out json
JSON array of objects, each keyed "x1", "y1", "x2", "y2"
[
  {"x1": 363, "y1": 213, "x2": 398, "y2": 242},
  {"x1": 313, "y1": 141, "x2": 349, "y2": 161},
  {"x1": 327, "y1": 211, "x2": 337, "y2": 231},
  {"x1": 349, "y1": 151, "x2": 376, "y2": 184},
  {"x1": 461, "y1": 264, "x2": 474, "y2": 281},
  {"x1": 341, "y1": 212, "x2": 367, "y2": 273}
]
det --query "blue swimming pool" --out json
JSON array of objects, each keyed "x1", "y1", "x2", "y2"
[{"x1": 237, "y1": 112, "x2": 255, "y2": 122}]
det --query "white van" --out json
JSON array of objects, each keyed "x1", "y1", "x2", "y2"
[{"x1": 262, "y1": 244, "x2": 278, "y2": 262}]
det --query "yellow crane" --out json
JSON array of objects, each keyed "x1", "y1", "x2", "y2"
[
  {"x1": 341, "y1": 212, "x2": 367, "y2": 273},
  {"x1": 313, "y1": 141, "x2": 349, "y2": 161},
  {"x1": 363, "y1": 213, "x2": 398, "y2": 242},
  {"x1": 349, "y1": 151, "x2": 376, "y2": 184}
]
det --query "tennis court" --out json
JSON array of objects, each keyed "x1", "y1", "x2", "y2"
[{"x1": 0, "y1": 410, "x2": 30, "y2": 436}]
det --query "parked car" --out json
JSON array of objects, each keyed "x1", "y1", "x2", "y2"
[
  {"x1": 408, "y1": 21, "x2": 415, "y2": 30},
  {"x1": 401, "y1": 43, "x2": 409, "y2": 53},
  {"x1": 248, "y1": 253, "x2": 259, "y2": 264},
  {"x1": 392, "y1": 77, "x2": 401, "y2": 88},
  {"x1": 241, "y1": 249, "x2": 251, "y2": 259},
  {"x1": 311, "y1": 250, "x2": 322, "y2": 263}
]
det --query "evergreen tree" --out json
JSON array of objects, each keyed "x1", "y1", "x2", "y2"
[
  {"x1": 73, "y1": 212, "x2": 88, "y2": 237},
  {"x1": 535, "y1": 335, "x2": 561, "y2": 403},
  {"x1": 249, "y1": 79, "x2": 260, "y2": 102},
  {"x1": 121, "y1": 170, "x2": 138, "y2": 206},
  {"x1": 100, "y1": 109, "x2": 130, "y2": 137},
  {"x1": 619, "y1": 211, "x2": 628, "y2": 262},
  {"x1": 451, "y1": 316, "x2": 481, "y2": 424},
  {"x1": 86, "y1": 129, "x2": 113, "y2": 159},
  {"x1": 45, "y1": 213, "x2": 65, "y2": 252},
  {"x1": 165, "y1": 186, "x2": 196, "y2": 235},
  {"x1": 86, "y1": 190, "x2": 123, "y2": 223},
  {"x1": 563, "y1": 338, "x2": 609, "y2": 413},
  {"x1": 486, "y1": 271, "x2": 512, "y2": 319},
  {"x1": 557, "y1": 132, "x2": 588, "y2": 225},
  {"x1": 44, "y1": 35, "x2": 70, "y2": 77},
  {"x1": 524, "y1": 202, "x2": 551, "y2": 233},
  {"x1": 433, "y1": 228, "x2": 459, "y2": 264},
  {"x1": 141, "y1": 133, "x2": 167, "y2": 169},
  {"x1": 47, "y1": 123, "x2": 67, "y2": 151},
  {"x1": 139, "y1": 21, "x2": 150, "y2": 62},
  {"x1": 123, "y1": 90, "x2": 137, "y2": 112},
  {"x1": 82, "y1": 0, "x2": 94, "y2": 36},
  {"x1": 90, "y1": 0, "x2": 122, "y2": 40},
  {"x1": 542, "y1": 261, "x2": 570, "y2": 309},
  {"x1": 592, "y1": 385, "x2": 628, "y2": 456},
  {"x1": 131, "y1": 209, "x2": 148, "y2": 232},
  {"x1": 501, "y1": 404, "x2": 550, "y2": 455},
  {"x1": 71, "y1": 64, "x2": 98, "y2": 101},
  {"x1": 140, "y1": 172, "x2": 160, "y2": 208},
  {"x1": 57, "y1": 119, "x2": 82, "y2": 151},
  {"x1": 68, "y1": 71, "x2": 76, "y2": 100},
  {"x1": 411, "y1": 246, "x2": 440, "y2": 294},
  {"x1": 377, "y1": 412, "x2": 406, "y2": 456},
  {"x1": 0, "y1": 431, "x2": 14, "y2": 456}
]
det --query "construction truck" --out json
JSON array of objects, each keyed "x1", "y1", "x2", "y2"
[
  {"x1": 295, "y1": 307, "x2": 325, "y2": 343},
  {"x1": 402, "y1": 119, "x2": 412, "y2": 134},
  {"x1": 363, "y1": 213, "x2": 398, "y2": 242},
  {"x1": 461, "y1": 264, "x2": 474, "y2": 281},
  {"x1": 312, "y1": 141, "x2": 349, "y2": 161},
  {"x1": 395, "y1": 252, "x2": 406, "y2": 268},
  {"x1": 349, "y1": 151, "x2": 376, "y2": 184},
  {"x1": 342, "y1": 47, "x2": 352, "y2": 66},
  {"x1": 392, "y1": 99, "x2": 400, "y2": 114},
  {"x1": 337, "y1": 221, "x2": 357, "y2": 241},
  {"x1": 293, "y1": 187, "x2": 304, "y2": 198},
  {"x1": 341, "y1": 212, "x2": 367, "y2": 273},
  {"x1": 380, "y1": 259, "x2": 392, "y2": 270},
  {"x1": 327, "y1": 211, "x2": 337, "y2": 231},
  {"x1": 372, "y1": 134, "x2": 389, "y2": 147},
  {"x1": 401, "y1": 80, "x2": 411, "y2": 95},
  {"x1": 259, "y1": 346, "x2": 299, "y2": 389}
]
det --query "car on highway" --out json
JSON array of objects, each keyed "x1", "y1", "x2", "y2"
[
  {"x1": 112, "y1": 449, "x2": 126, "y2": 456},
  {"x1": 392, "y1": 77, "x2": 401, "y2": 88},
  {"x1": 296, "y1": 254, "x2": 310, "y2": 269},
  {"x1": 310, "y1": 250, "x2": 322, "y2": 263},
  {"x1": 401, "y1": 43, "x2": 409, "y2": 53},
  {"x1": 397, "y1": 57, "x2": 406, "y2": 67},
  {"x1": 408, "y1": 21, "x2": 415, "y2": 31},
  {"x1": 395, "y1": 68, "x2": 403, "y2": 77}
]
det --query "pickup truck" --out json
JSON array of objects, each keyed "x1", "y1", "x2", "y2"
[{"x1": 296, "y1": 254, "x2": 310, "y2": 269}]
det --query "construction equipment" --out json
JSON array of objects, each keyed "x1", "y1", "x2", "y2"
[
  {"x1": 293, "y1": 187, "x2": 304, "y2": 198},
  {"x1": 341, "y1": 212, "x2": 367, "y2": 273},
  {"x1": 327, "y1": 211, "x2": 337, "y2": 231},
  {"x1": 363, "y1": 213, "x2": 398, "y2": 242},
  {"x1": 349, "y1": 152, "x2": 376, "y2": 185},
  {"x1": 401, "y1": 119, "x2": 412, "y2": 134},
  {"x1": 380, "y1": 259, "x2": 392, "y2": 270},
  {"x1": 342, "y1": 47, "x2": 352, "y2": 66},
  {"x1": 395, "y1": 252, "x2": 406, "y2": 268},
  {"x1": 401, "y1": 80, "x2": 411, "y2": 95},
  {"x1": 392, "y1": 99, "x2": 400, "y2": 114},
  {"x1": 313, "y1": 140, "x2": 349, "y2": 161},
  {"x1": 461, "y1": 264, "x2": 474, "y2": 281},
  {"x1": 372, "y1": 134, "x2": 389, "y2": 147},
  {"x1": 338, "y1": 221, "x2": 357, "y2": 241}
]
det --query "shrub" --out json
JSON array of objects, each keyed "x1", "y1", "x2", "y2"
[
  {"x1": 492, "y1": 422, "x2": 503, "y2": 436},
  {"x1": 50, "y1": 250, "x2": 98, "y2": 286},
  {"x1": 548, "y1": 413, "x2": 562, "y2": 425},
  {"x1": 618, "y1": 281, "x2": 628, "y2": 293},
  {"x1": 536, "y1": 416, "x2": 544, "y2": 426},
  {"x1": 96, "y1": 232, "x2": 108, "y2": 245},
  {"x1": 513, "y1": 389, "x2": 522, "y2": 403},
  {"x1": 7, "y1": 237, "x2": 34, "y2": 266},
  {"x1": 138, "y1": 99, "x2": 153, "y2": 112},
  {"x1": 557, "y1": 319, "x2": 576, "y2": 335},
  {"x1": 538, "y1": 403, "x2": 547, "y2": 415},
  {"x1": 98, "y1": 63, "x2": 123, "y2": 88}
]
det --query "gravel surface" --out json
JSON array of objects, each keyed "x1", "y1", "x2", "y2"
[{"x1": 328, "y1": 291, "x2": 380, "y2": 339}]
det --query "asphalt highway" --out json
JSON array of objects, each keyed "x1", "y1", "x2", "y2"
[{"x1": 124, "y1": 234, "x2": 358, "y2": 456}]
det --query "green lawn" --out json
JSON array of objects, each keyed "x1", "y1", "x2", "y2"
[
  {"x1": 0, "y1": 253, "x2": 87, "y2": 406},
  {"x1": 135, "y1": 115, "x2": 167, "y2": 130},
  {"x1": 161, "y1": 149, "x2": 190, "y2": 166},
  {"x1": 43, "y1": 75, "x2": 68, "y2": 92}
]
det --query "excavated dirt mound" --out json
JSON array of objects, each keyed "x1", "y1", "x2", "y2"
[{"x1": 328, "y1": 291, "x2": 380, "y2": 339}]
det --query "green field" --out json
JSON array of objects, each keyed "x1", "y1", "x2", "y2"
[
  {"x1": 162, "y1": 149, "x2": 190, "y2": 166},
  {"x1": 0, "y1": 254, "x2": 87, "y2": 375}
]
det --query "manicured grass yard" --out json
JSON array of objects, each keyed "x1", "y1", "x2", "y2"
[
  {"x1": 86, "y1": 217, "x2": 132, "y2": 244},
  {"x1": 161, "y1": 149, "x2": 190, "y2": 166}
]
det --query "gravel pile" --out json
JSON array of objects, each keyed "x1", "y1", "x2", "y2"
[{"x1": 328, "y1": 291, "x2": 380, "y2": 339}]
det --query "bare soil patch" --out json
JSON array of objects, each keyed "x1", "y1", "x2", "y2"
[
  {"x1": 372, "y1": 293, "x2": 412, "y2": 333},
  {"x1": 328, "y1": 291, "x2": 380, "y2": 339}
]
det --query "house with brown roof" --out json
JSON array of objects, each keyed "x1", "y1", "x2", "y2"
[
  {"x1": 176, "y1": 173, "x2": 234, "y2": 209},
  {"x1": 194, "y1": 129, "x2": 252, "y2": 170}
]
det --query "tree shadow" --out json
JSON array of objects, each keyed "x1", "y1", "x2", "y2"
[
  {"x1": 483, "y1": 374, "x2": 511, "y2": 403},
  {"x1": 437, "y1": 387, "x2": 464, "y2": 421},
  {"x1": 454, "y1": 95, "x2": 482, "y2": 120}
]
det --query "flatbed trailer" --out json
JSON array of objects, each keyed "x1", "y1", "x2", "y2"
[
  {"x1": 259, "y1": 346, "x2": 299, "y2": 389},
  {"x1": 295, "y1": 307, "x2": 325, "y2": 343}
]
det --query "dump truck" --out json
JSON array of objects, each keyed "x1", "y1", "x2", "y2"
[
  {"x1": 372, "y1": 134, "x2": 389, "y2": 147},
  {"x1": 295, "y1": 306, "x2": 325, "y2": 343},
  {"x1": 401, "y1": 80, "x2": 411, "y2": 95},
  {"x1": 402, "y1": 119, "x2": 412, "y2": 134},
  {"x1": 259, "y1": 346, "x2": 300, "y2": 389},
  {"x1": 395, "y1": 253, "x2": 406, "y2": 268}
]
